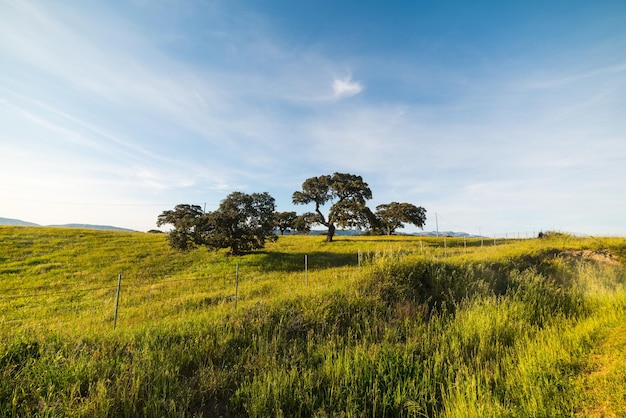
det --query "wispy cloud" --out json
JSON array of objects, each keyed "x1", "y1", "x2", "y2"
[
  {"x1": 332, "y1": 75, "x2": 364, "y2": 99},
  {"x1": 522, "y1": 62, "x2": 626, "y2": 90}
]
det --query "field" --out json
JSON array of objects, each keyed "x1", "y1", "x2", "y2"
[{"x1": 1, "y1": 226, "x2": 626, "y2": 417}]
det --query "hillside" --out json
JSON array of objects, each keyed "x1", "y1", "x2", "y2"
[
  {"x1": 47, "y1": 223, "x2": 134, "y2": 231},
  {"x1": 0, "y1": 216, "x2": 39, "y2": 226},
  {"x1": 1, "y1": 226, "x2": 625, "y2": 417},
  {"x1": 0, "y1": 216, "x2": 133, "y2": 231}
]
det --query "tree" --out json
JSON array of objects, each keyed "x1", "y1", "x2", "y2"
[
  {"x1": 292, "y1": 172, "x2": 373, "y2": 242},
  {"x1": 375, "y1": 202, "x2": 427, "y2": 235},
  {"x1": 157, "y1": 192, "x2": 277, "y2": 255},
  {"x1": 205, "y1": 191, "x2": 277, "y2": 255},
  {"x1": 156, "y1": 204, "x2": 206, "y2": 251},
  {"x1": 292, "y1": 212, "x2": 320, "y2": 235},
  {"x1": 274, "y1": 211, "x2": 297, "y2": 235}
]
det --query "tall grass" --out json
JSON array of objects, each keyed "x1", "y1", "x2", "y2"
[{"x1": 1, "y1": 226, "x2": 625, "y2": 416}]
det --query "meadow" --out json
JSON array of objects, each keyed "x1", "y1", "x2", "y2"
[{"x1": 1, "y1": 226, "x2": 626, "y2": 417}]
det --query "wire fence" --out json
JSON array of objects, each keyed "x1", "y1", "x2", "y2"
[
  {"x1": 0, "y1": 231, "x2": 598, "y2": 331},
  {"x1": 0, "y1": 234, "x2": 541, "y2": 300}
]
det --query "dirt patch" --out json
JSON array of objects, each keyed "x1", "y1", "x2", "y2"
[{"x1": 560, "y1": 249, "x2": 622, "y2": 267}]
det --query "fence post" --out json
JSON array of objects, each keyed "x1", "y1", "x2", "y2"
[
  {"x1": 234, "y1": 263, "x2": 239, "y2": 311},
  {"x1": 305, "y1": 255, "x2": 308, "y2": 286},
  {"x1": 114, "y1": 273, "x2": 122, "y2": 329},
  {"x1": 358, "y1": 249, "x2": 361, "y2": 267}
]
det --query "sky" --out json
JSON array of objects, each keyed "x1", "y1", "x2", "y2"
[{"x1": 1, "y1": 0, "x2": 625, "y2": 236}]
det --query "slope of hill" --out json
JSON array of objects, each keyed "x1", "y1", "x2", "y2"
[
  {"x1": 49, "y1": 223, "x2": 134, "y2": 231},
  {"x1": 411, "y1": 230, "x2": 479, "y2": 238},
  {"x1": 1, "y1": 226, "x2": 625, "y2": 417},
  {"x1": 0, "y1": 216, "x2": 39, "y2": 226},
  {"x1": 0, "y1": 217, "x2": 133, "y2": 231}
]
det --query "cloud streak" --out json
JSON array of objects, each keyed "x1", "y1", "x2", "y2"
[{"x1": 333, "y1": 75, "x2": 364, "y2": 99}]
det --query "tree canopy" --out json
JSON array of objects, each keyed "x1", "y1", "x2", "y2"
[
  {"x1": 292, "y1": 212, "x2": 321, "y2": 235},
  {"x1": 158, "y1": 174, "x2": 427, "y2": 250},
  {"x1": 157, "y1": 192, "x2": 277, "y2": 255},
  {"x1": 292, "y1": 172, "x2": 373, "y2": 242},
  {"x1": 156, "y1": 204, "x2": 206, "y2": 251},
  {"x1": 375, "y1": 202, "x2": 427, "y2": 235},
  {"x1": 274, "y1": 211, "x2": 297, "y2": 235}
]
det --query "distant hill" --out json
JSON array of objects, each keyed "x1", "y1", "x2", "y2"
[
  {"x1": 0, "y1": 217, "x2": 133, "y2": 231},
  {"x1": 305, "y1": 229, "x2": 479, "y2": 238},
  {"x1": 311, "y1": 229, "x2": 364, "y2": 236},
  {"x1": 49, "y1": 224, "x2": 134, "y2": 232},
  {"x1": 411, "y1": 231, "x2": 481, "y2": 238},
  {"x1": 0, "y1": 217, "x2": 39, "y2": 226}
]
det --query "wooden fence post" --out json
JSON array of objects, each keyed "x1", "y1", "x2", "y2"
[
  {"x1": 235, "y1": 263, "x2": 239, "y2": 311},
  {"x1": 305, "y1": 255, "x2": 308, "y2": 286},
  {"x1": 114, "y1": 273, "x2": 122, "y2": 329}
]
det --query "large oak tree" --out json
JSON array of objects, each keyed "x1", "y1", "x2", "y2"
[
  {"x1": 292, "y1": 172, "x2": 373, "y2": 242},
  {"x1": 157, "y1": 191, "x2": 277, "y2": 255},
  {"x1": 274, "y1": 211, "x2": 297, "y2": 235},
  {"x1": 156, "y1": 204, "x2": 206, "y2": 251},
  {"x1": 375, "y1": 202, "x2": 427, "y2": 235}
]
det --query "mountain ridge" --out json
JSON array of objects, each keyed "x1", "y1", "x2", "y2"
[
  {"x1": 0, "y1": 217, "x2": 133, "y2": 232},
  {"x1": 0, "y1": 217, "x2": 39, "y2": 227}
]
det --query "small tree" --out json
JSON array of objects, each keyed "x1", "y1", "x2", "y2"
[
  {"x1": 205, "y1": 191, "x2": 277, "y2": 255},
  {"x1": 156, "y1": 204, "x2": 206, "y2": 251},
  {"x1": 157, "y1": 192, "x2": 277, "y2": 255},
  {"x1": 292, "y1": 212, "x2": 320, "y2": 235},
  {"x1": 274, "y1": 211, "x2": 297, "y2": 235},
  {"x1": 292, "y1": 172, "x2": 373, "y2": 242},
  {"x1": 375, "y1": 202, "x2": 427, "y2": 235}
]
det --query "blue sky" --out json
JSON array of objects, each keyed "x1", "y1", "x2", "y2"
[{"x1": 1, "y1": 0, "x2": 625, "y2": 236}]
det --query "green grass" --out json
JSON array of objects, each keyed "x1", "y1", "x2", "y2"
[{"x1": 1, "y1": 226, "x2": 626, "y2": 416}]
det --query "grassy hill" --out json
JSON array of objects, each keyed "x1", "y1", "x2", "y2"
[
  {"x1": 1, "y1": 226, "x2": 625, "y2": 417},
  {"x1": 0, "y1": 217, "x2": 39, "y2": 226}
]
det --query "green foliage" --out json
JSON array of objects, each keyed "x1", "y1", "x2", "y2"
[
  {"x1": 1, "y1": 226, "x2": 626, "y2": 416},
  {"x1": 158, "y1": 191, "x2": 277, "y2": 255},
  {"x1": 204, "y1": 191, "x2": 277, "y2": 255},
  {"x1": 274, "y1": 211, "x2": 297, "y2": 235},
  {"x1": 156, "y1": 204, "x2": 205, "y2": 251},
  {"x1": 375, "y1": 202, "x2": 427, "y2": 235},
  {"x1": 293, "y1": 172, "x2": 373, "y2": 242},
  {"x1": 292, "y1": 212, "x2": 319, "y2": 234}
]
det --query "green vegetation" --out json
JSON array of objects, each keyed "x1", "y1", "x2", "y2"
[
  {"x1": 373, "y1": 202, "x2": 427, "y2": 235},
  {"x1": 292, "y1": 172, "x2": 374, "y2": 242},
  {"x1": 1, "y1": 226, "x2": 626, "y2": 416},
  {"x1": 157, "y1": 191, "x2": 277, "y2": 255}
]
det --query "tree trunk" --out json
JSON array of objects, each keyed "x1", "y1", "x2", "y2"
[{"x1": 326, "y1": 224, "x2": 335, "y2": 242}]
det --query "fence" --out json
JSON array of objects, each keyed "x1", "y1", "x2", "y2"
[{"x1": 0, "y1": 233, "x2": 581, "y2": 331}]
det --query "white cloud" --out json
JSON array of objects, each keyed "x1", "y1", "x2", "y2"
[{"x1": 332, "y1": 75, "x2": 364, "y2": 99}]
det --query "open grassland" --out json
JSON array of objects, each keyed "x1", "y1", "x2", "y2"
[{"x1": 1, "y1": 226, "x2": 626, "y2": 417}]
